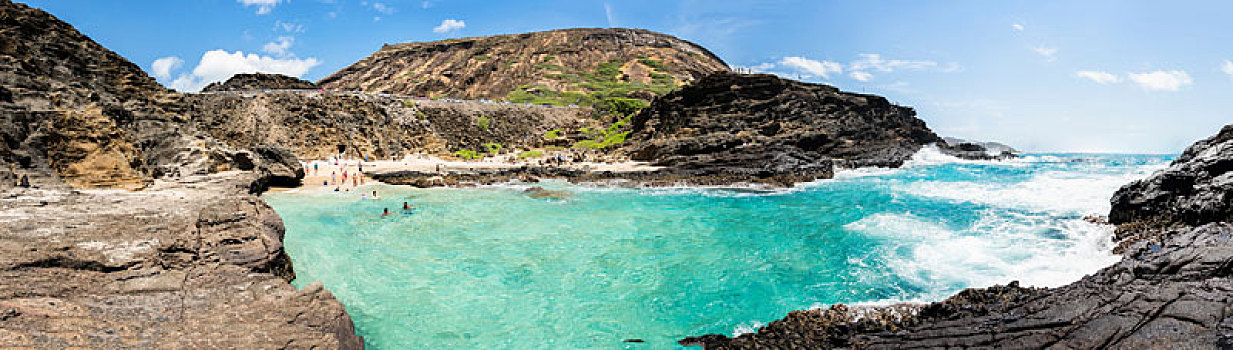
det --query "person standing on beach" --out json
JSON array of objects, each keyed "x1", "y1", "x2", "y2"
[
  {"x1": 313, "y1": 162, "x2": 319, "y2": 176},
  {"x1": 331, "y1": 171, "x2": 337, "y2": 185}
]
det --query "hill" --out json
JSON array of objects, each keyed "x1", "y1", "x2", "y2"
[{"x1": 317, "y1": 28, "x2": 730, "y2": 113}]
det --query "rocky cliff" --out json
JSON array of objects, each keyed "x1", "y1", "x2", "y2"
[
  {"x1": 684, "y1": 124, "x2": 1233, "y2": 348},
  {"x1": 184, "y1": 92, "x2": 596, "y2": 160},
  {"x1": 0, "y1": 1, "x2": 362, "y2": 347},
  {"x1": 201, "y1": 73, "x2": 317, "y2": 92},
  {"x1": 624, "y1": 72, "x2": 946, "y2": 184},
  {"x1": 317, "y1": 28, "x2": 729, "y2": 108}
]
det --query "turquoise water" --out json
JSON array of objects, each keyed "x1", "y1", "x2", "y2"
[{"x1": 264, "y1": 150, "x2": 1172, "y2": 349}]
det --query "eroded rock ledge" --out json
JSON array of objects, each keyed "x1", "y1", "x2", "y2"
[
  {"x1": 683, "y1": 125, "x2": 1233, "y2": 349},
  {"x1": 0, "y1": 173, "x2": 362, "y2": 348}
]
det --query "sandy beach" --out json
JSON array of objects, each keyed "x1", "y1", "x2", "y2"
[{"x1": 271, "y1": 154, "x2": 662, "y2": 192}]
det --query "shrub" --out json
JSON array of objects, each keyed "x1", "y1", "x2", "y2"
[
  {"x1": 474, "y1": 54, "x2": 492, "y2": 60},
  {"x1": 517, "y1": 150, "x2": 544, "y2": 159},
  {"x1": 638, "y1": 58, "x2": 667, "y2": 71},
  {"x1": 545, "y1": 129, "x2": 563, "y2": 139},
  {"x1": 402, "y1": 99, "x2": 416, "y2": 108},
  {"x1": 476, "y1": 115, "x2": 491, "y2": 131},
  {"x1": 454, "y1": 150, "x2": 482, "y2": 160},
  {"x1": 599, "y1": 97, "x2": 650, "y2": 116},
  {"x1": 482, "y1": 142, "x2": 503, "y2": 155}
]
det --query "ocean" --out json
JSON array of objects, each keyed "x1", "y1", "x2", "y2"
[{"x1": 263, "y1": 149, "x2": 1172, "y2": 349}]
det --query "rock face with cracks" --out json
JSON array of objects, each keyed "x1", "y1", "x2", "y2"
[{"x1": 0, "y1": 1, "x2": 363, "y2": 348}]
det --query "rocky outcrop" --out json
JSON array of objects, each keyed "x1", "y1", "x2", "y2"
[
  {"x1": 0, "y1": 173, "x2": 361, "y2": 349},
  {"x1": 318, "y1": 28, "x2": 729, "y2": 102},
  {"x1": 943, "y1": 136, "x2": 1018, "y2": 155},
  {"x1": 202, "y1": 73, "x2": 317, "y2": 92},
  {"x1": 625, "y1": 73, "x2": 942, "y2": 184},
  {"x1": 684, "y1": 125, "x2": 1233, "y2": 349},
  {"x1": 0, "y1": 1, "x2": 363, "y2": 347},
  {"x1": 1110, "y1": 125, "x2": 1233, "y2": 228}
]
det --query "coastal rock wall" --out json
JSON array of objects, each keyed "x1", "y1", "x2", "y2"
[
  {"x1": 684, "y1": 124, "x2": 1233, "y2": 348},
  {"x1": 0, "y1": 1, "x2": 363, "y2": 347},
  {"x1": 1110, "y1": 124, "x2": 1233, "y2": 228},
  {"x1": 185, "y1": 91, "x2": 596, "y2": 159},
  {"x1": 625, "y1": 72, "x2": 943, "y2": 183}
]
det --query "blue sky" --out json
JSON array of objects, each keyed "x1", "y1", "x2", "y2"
[{"x1": 24, "y1": 0, "x2": 1233, "y2": 153}]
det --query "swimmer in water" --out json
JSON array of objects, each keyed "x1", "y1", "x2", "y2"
[
  {"x1": 382, "y1": 208, "x2": 391, "y2": 217},
  {"x1": 371, "y1": 190, "x2": 380, "y2": 199}
]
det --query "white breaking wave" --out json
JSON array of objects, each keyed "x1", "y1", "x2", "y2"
[
  {"x1": 895, "y1": 164, "x2": 1166, "y2": 215},
  {"x1": 845, "y1": 211, "x2": 1119, "y2": 293}
]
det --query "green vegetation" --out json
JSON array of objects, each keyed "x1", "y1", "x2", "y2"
[
  {"x1": 454, "y1": 150, "x2": 482, "y2": 160},
  {"x1": 416, "y1": 110, "x2": 429, "y2": 120},
  {"x1": 542, "y1": 55, "x2": 555, "y2": 62},
  {"x1": 505, "y1": 58, "x2": 676, "y2": 116},
  {"x1": 598, "y1": 98, "x2": 650, "y2": 117},
  {"x1": 482, "y1": 142, "x2": 503, "y2": 155},
  {"x1": 402, "y1": 99, "x2": 416, "y2": 108},
  {"x1": 637, "y1": 58, "x2": 667, "y2": 71},
  {"x1": 517, "y1": 150, "x2": 544, "y2": 159},
  {"x1": 473, "y1": 54, "x2": 492, "y2": 60},
  {"x1": 545, "y1": 129, "x2": 563, "y2": 139},
  {"x1": 571, "y1": 116, "x2": 632, "y2": 149},
  {"x1": 476, "y1": 115, "x2": 491, "y2": 131}
]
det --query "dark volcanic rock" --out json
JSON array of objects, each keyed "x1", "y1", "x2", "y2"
[
  {"x1": 625, "y1": 72, "x2": 941, "y2": 183},
  {"x1": 1110, "y1": 124, "x2": 1233, "y2": 228},
  {"x1": 202, "y1": 73, "x2": 317, "y2": 92},
  {"x1": 685, "y1": 125, "x2": 1233, "y2": 349}
]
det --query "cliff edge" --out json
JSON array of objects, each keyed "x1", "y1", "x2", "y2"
[{"x1": 0, "y1": 1, "x2": 362, "y2": 347}]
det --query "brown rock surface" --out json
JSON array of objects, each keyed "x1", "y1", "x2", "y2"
[
  {"x1": 202, "y1": 73, "x2": 317, "y2": 92},
  {"x1": 0, "y1": 1, "x2": 363, "y2": 348}
]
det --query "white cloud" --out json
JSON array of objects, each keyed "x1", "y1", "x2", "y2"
[
  {"x1": 779, "y1": 56, "x2": 842, "y2": 79},
  {"x1": 433, "y1": 19, "x2": 466, "y2": 34},
  {"x1": 421, "y1": 1, "x2": 432, "y2": 9},
  {"x1": 845, "y1": 53, "x2": 953, "y2": 81},
  {"x1": 1222, "y1": 60, "x2": 1233, "y2": 76},
  {"x1": 168, "y1": 50, "x2": 321, "y2": 92},
  {"x1": 261, "y1": 36, "x2": 295, "y2": 57},
  {"x1": 150, "y1": 56, "x2": 184, "y2": 79},
  {"x1": 274, "y1": 20, "x2": 304, "y2": 33},
  {"x1": 849, "y1": 53, "x2": 938, "y2": 72},
  {"x1": 1127, "y1": 70, "x2": 1192, "y2": 91},
  {"x1": 1012, "y1": 23, "x2": 1024, "y2": 31},
  {"x1": 1074, "y1": 70, "x2": 1121, "y2": 84},
  {"x1": 1032, "y1": 46, "x2": 1058, "y2": 62},
  {"x1": 237, "y1": 0, "x2": 282, "y2": 15},
  {"x1": 372, "y1": 2, "x2": 395, "y2": 14}
]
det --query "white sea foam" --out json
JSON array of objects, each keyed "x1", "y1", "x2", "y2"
[
  {"x1": 731, "y1": 321, "x2": 765, "y2": 336},
  {"x1": 895, "y1": 164, "x2": 1165, "y2": 215},
  {"x1": 844, "y1": 211, "x2": 1119, "y2": 293}
]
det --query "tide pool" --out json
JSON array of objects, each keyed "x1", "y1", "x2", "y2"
[{"x1": 264, "y1": 150, "x2": 1172, "y2": 349}]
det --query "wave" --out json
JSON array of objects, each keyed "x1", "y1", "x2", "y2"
[
  {"x1": 894, "y1": 163, "x2": 1165, "y2": 215},
  {"x1": 844, "y1": 211, "x2": 1118, "y2": 293}
]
